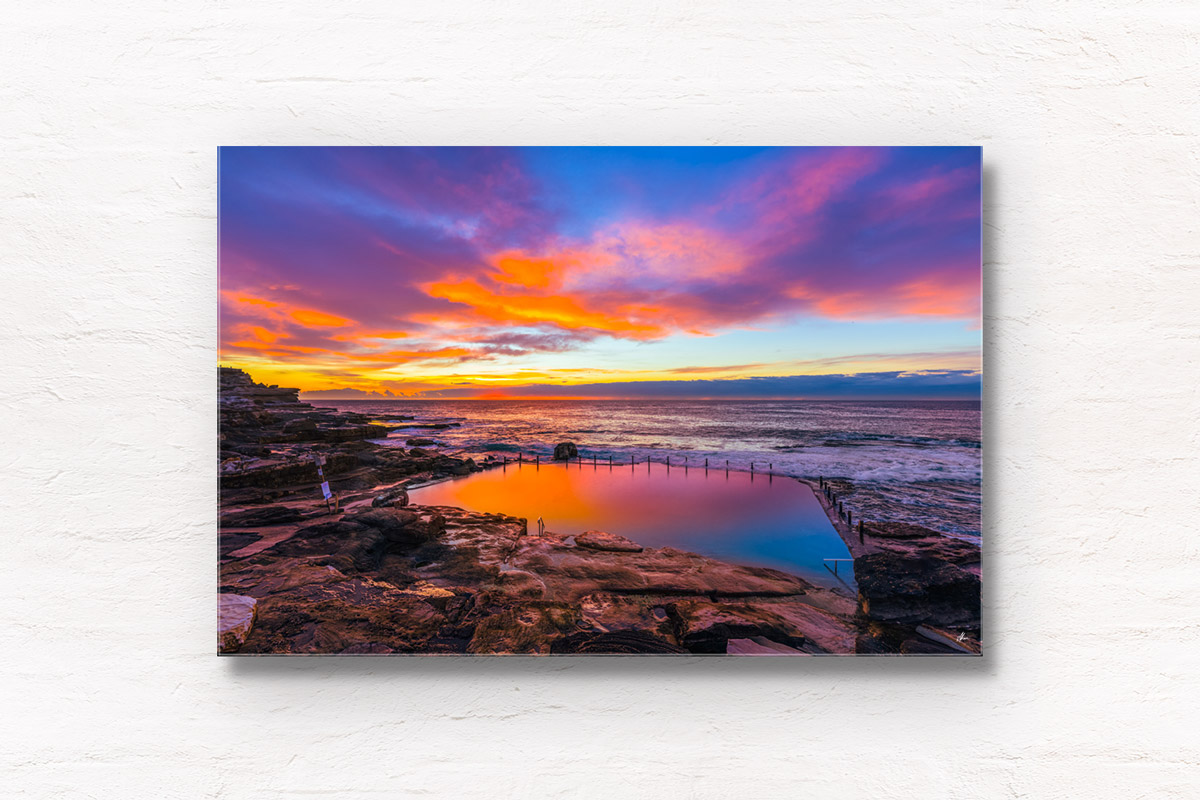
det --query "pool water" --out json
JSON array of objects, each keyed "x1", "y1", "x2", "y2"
[{"x1": 409, "y1": 460, "x2": 855, "y2": 588}]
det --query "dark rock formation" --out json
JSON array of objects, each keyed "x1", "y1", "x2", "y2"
[
  {"x1": 805, "y1": 477, "x2": 981, "y2": 648},
  {"x1": 371, "y1": 487, "x2": 410, "y2": 508},
  {"x1": 854, "y1": 552, "x2": 980, "y2": 630},
  {"x1": 553, "y1": 441, "x2": 578, "y2": 461},
  {"x1": 575, "y1": 530, "x2": 644, "y2": 553},
  {"x1": 862, "y1": 521, "x2": 981, "y2": 565},
  {"x1": 550, "y1": 630, "x2": 686, "y2": 654},
  {"x1": 220, "y1": 505, "x2": 304, "y2": 528},
  {"x1": 218, "y1": 367, "x2": 482, "y2": 495}
]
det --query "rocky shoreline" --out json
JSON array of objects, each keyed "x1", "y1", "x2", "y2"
[
  {"x1": 803, "y1": 477, "x2": 981, "y2": 653},
  {"x1": 218, "y1": 368, "x2": 980, "y2": 656}
]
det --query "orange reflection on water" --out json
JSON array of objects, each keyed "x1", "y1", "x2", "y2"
[{"x1": 410, "y1": 461, "x2": 852, "y2": 585}]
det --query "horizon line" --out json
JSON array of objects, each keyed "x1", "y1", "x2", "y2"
[{"x1": 302, "y1": 393, "x2": 982, "y2": 402}]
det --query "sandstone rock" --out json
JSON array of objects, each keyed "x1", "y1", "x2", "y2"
[
  {"x1": 397, "y1": 580, "x2": 456, "y2": 600},
  {"x1": 467, "y1": 601, "x2": 582, "y2": 655},
  {"x1": 339, "y1": 642, "x2": 395, "y2": 654},
  {"x1": 508, "y1": 535, "x2": 811, "y2": 602},
  {"x1": 371, "y1": 487, "x2": 410, "y2": 508},
  {"x1": 282, "y1": 418, "x2": 317, "y2": 435},
  {"x1": 220, "y1": 487, "x2": 284, "y2": 506},
  {"x1": 899, "y1": 637, "x2": 959, "y2": 655},
  {"x1": 218, "y1": 593, "x2": 257, "y2": 653},
  {"x1": 668, "y1": 596, "x2": 857, "y2": 654},
  {"x1": 405, "y1": 437, "x2": 436, "y2": 447},
  {"x1": 268, "y1": 520, "x2": 389, "y2": 573},
  {"x1": 220, "y1": 505, "x2": 303, "y2": 528},
  {"x1": 862, "y1": 522, "x2": 981, "y2": 565},
  {"x1": 553, "y1": 441, "x2": 578, "y2": 460},
  {"x1": 220, "y1": 557, "x2": 350, "y2": 598},
  {"x1": 495, "y1": 569, "x2": 547, "y2": 598},
  {"x1": 311, "y1": 424, "x2": 390, "y2": 443},
  {"x1": 226, "y1": 443, "x2": 272, "y2": 457},
  {"x1": 573, "y1": 593, "x2": 678, "y2": 642},
  {"x1": 915, "y1": 624, "x2": 980, "y2": 655},
  {"x1": 239, "y1": 578, "x2": 446, "y2": 654},
  {"x1": 574, "y1": 530, "x2": 644, "y2": 553},
  {"x1": 550, "y1": 630, "x2": 686, "y2": 654},
  {"x1": 855, "y1": 552, "x2": 981, "y2": 629},
  {"x1": 349, "y1": 507, "x2": 420, "y2": 533},
  {"x1": 726, "y1": 637, "x2": 810, "y2": 656}
]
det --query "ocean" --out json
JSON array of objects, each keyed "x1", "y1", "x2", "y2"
[{"x1": 319, "y1": 398, "x2": 982, "y2": 540}]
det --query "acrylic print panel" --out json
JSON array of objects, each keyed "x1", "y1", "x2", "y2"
[{"x1": 218, "y1": 146, "x2": 982, "y2": 656}]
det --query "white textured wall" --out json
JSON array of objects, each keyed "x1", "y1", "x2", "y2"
[{"x1": 4, "y1": 2, "x2": 1198, "y2": 797}]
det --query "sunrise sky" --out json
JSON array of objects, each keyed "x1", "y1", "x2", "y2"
[{"x1": 219, "y1": 146, "x2": 981, "y2": 399}]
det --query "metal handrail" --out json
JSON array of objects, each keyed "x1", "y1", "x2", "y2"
[{"x1": 823, "y1": 558, "x2": 854, "y2": 577}]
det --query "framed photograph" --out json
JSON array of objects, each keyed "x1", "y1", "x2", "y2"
[{"x1": 218, "y1": 146, "x2": 981, "y2": 656}]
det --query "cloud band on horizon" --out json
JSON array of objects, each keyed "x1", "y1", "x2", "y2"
[{"x1": 299, "y1": 370, "x2": 982, "y2": 401}]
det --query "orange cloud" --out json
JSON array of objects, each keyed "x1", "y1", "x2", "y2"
[
  {"x1": 348, "y1": 346, "x2": 475, "y2": 364},
  {"x1": 330, "y1": 329, "x2": 411, "y2": 342},
  {"x1": 290, "y1": 308, "x2": 352, "y2": 327},
  {"x1": 416, "y1": 222, "x2": 756, "y2": 344},
  {"x1": 227, "y1": 323, "x2": 282, "y2": 344},
  {"x1": 233, "y1": 295, "x2": 279, "y2": 309},
  {"x1": 490, "y1": 253, "x2": 563, "y2": 290},
  {"x1": 424, "y1": 278, "x2": 666, "y2": 338},
  {"x1": 227, "y1": 343, "x2": 336, "y2": 356}
]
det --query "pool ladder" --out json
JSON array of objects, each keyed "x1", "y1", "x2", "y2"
[{"x1": 823, "y1": 558, "x2": 854, "y2": 577}]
